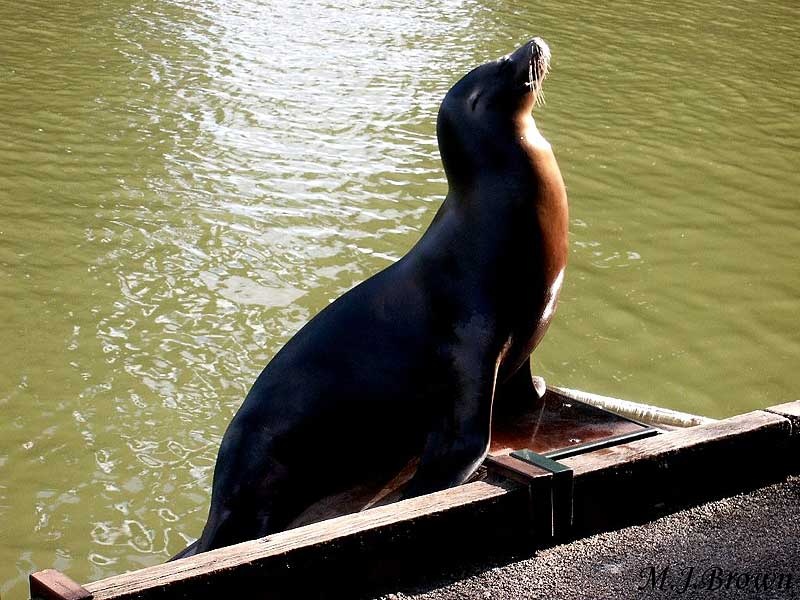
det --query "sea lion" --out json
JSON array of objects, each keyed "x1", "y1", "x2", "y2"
[{"x1": 172, "y1": 37, "x2": 568, "y2": 559}]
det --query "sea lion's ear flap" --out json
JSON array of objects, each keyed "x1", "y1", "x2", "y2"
[{"x1": 468, "y1": 89, "x2": 483, "y2": 112}]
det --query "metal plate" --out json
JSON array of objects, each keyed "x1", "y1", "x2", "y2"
[{"x1": 490, "y1": 387, "x2": 659, "y2": 457}]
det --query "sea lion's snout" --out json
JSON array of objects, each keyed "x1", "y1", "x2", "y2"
[
  {"x1": 530, "y1": 37, "x2": 551, "y2": 64},
  {"x1": 525, "y1": 37, "x2": 550, "y2": 105},
  {"x1": 499, "y1": 38, "x2": 551, "y2": 106}
]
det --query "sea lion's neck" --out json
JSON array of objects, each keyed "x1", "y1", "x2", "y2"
[
  {"x1": 442, "y1": 112, "x2": 548, "y2": 203},
  {"x1": 427, "y1": 109, "x2": 567, "y2": 263},
  {"x1": 516, "y1": 114, "x2": 548, "y2": 150}
]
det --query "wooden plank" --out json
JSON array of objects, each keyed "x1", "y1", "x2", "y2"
[
  {"x1": 561, "y1": 410, "x2": 792, "y2": 535},
  {"x1": 766, "y1": 400, "x2": 800, "y2": 431},
  {"x1": 83, "y1": 479, "x2": 527, "y2": 600},
  {"x1": 562, "y1": 410, "x2": 789, "y2": 475},
  {"x1": 766, "y1": 400, "x2": 800, "y2": 464},
  {"x1": 30, "y1": 569, "x2": 93, "y2": 600},
  {"x1": 767, "y1": 400, "x2": 800, "y2": 416},
  {"x1": 32, "y1": 404, "x2": 798, "y2": 600},
  {"x1": 485, "y1": 454, "x2": 552, "y2": 482}
]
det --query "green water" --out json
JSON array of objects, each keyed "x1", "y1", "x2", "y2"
[{"x1": 1, "y1": 0, "x2": 798, "y2": 596}]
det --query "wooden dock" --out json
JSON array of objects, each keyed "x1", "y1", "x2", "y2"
[{"x1": 29, "y1": 392, "x2": 799, "y2": 600}]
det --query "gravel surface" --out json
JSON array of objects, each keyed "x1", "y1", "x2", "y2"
[{"x1": 374, "y1": 475, "x2": 799, "y2": 600}]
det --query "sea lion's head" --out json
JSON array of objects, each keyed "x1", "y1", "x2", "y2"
[
  {"x1": 437, "y1": 38, "x2": 551, "y2": 185},
  {"x1": 441, "y1": 38, "x2": 550, "y2": 124}
]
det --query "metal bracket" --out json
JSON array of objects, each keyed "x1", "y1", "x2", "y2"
[{"x1": 510, "y1": 449, "x2": 573, "y2": 539}]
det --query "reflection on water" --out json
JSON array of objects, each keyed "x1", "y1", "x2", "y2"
[{"x1": 0, "y1": 0, "x2": 798, "y2": 596}]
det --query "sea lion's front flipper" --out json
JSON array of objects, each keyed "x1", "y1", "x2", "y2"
[{"x1": 398, "y1": 345, "x2": 497, "y2": 499}]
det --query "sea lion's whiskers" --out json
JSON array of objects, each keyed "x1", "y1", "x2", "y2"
[
  {"x1": 529, "y1": 44, "x2": 550, "y2": 107},
  {"x1": 528, "y1": 57, "x2": 535, "y2": 96},
  {"x1": 533, "y1": 59, "x2": 546, "y2": 107}
]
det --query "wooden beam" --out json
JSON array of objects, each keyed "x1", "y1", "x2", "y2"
[
  {"x1": 79, "y1": 479, "x2": 527, "y2": 600},
  {"x1": 29, "y1": 404, "x2": 798, "y2": 600},
  {"x1": 766, "y1": 400, "x2": 800, "y2": 463},
  {"x1": 561, "y1": 410, "x2": 792, "y2": 535},
  {"x1": 29, "y1": 569, "x2": 93, "y2": 600},
  {"x1": 766, "y1": 400, "x2": 800, "y2": 434}
]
